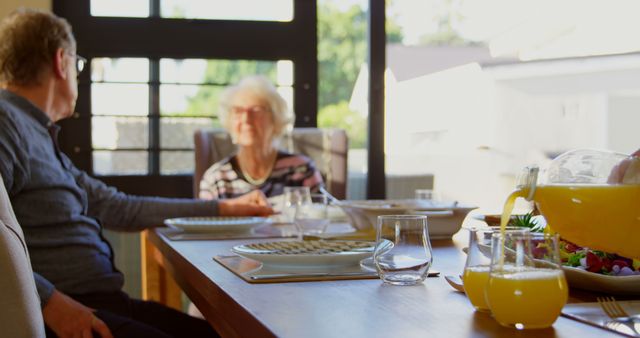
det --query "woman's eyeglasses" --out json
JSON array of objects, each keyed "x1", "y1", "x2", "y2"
[{"x1": 230, "y1": 105, "x2": 269, "y2": 117}]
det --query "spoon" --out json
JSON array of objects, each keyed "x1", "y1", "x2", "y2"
[
  {"x1": 319, "y1": 186, "x2": 341, "y2": 204},
  {"x1": 445, "y1": 275, "x2": 465, "y2": 293}
]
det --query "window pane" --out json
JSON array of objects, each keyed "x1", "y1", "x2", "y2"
[
  {"x1": 383, "y1": 0, "x2": 640, "y2": 212},
  {"x1": 161, "y1": 151, "x2": 194, "y2": 175},
  {"x1": 160, "y1": 59, "x2": 279, "y2": 85},
  {"x1": 276, "y1": 60, "x2": 294, "y2": 86},
  {"x1": 91, "y1": 0, "x2": 149, "y2": 18},
  {"x1": 160, "y1": 0, "x2": 293, "y2": 22},
  {"x1": 92, "y1": 58, "x2": 149, "y2": 83},
  {"x1": 160, "y1": 117, "x2": 219, "y2": 149},
  {"x1": 317, "y1": 0, "x2": 368, "y2": 199},
  {"x1": 160, "y1": 59, "x2": 208, "y2": 84},
  {"x1": 92, "y1": 84, "x2": 149, "y2": 116},
  {"x1": 93, "y1": 151, "x2": 148, "y2": 175},
  {"x1": 92, "y1": 117, "x2": 148, "y2": 149},
  {"x1": 160, "y1": 84, "x2": 223, "y2": 117},
  {"x1": 277, "y1": 86, "x2": 294, "y2": 113}
]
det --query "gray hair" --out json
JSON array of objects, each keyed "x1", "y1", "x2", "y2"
[
  {"x1": 0, "y1": 8, "x2": 76, "y2": 86},
  {"x1": 218, "y1": 75, "x2": 293, "y2": 139}
]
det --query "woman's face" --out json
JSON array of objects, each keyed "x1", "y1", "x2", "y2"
[{"x1": 229, "y1": 91, "x2": 275, "y2": 149}]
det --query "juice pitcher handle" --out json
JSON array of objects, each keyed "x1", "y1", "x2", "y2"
[{"x1": 516, "y1": 166, "x2": 539, "y2": 201}]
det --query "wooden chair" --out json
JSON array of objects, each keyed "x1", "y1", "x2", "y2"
[
  {"x1": 193, "y1": 128, "x2": 349, "y2": 199},
  {"x1": 0, "y1": 172, "x2": 45, "y2": 338}
]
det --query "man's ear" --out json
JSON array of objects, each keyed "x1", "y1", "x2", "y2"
[{"x1": 53, "y1": 48, "x2": 68, "y2": 80}]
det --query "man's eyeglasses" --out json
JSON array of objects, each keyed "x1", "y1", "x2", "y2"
[
  {"x1": 230, "y1": 105, "x2": 270, "y2": 117},
  {"x1": 67, "y1": 53, "x2": 87, "y2": 74}
]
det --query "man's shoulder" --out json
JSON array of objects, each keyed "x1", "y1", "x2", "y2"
[
  {"x1": 0, "y1": 99, "x2": 22, "y2": 131},
  {"x1": 0, "y1": 96, "x2": 28, "y2": 125}
]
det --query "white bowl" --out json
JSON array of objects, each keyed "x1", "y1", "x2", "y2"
[{"x1": 336, "y1": 199, "x2": 477, "y2": 239}]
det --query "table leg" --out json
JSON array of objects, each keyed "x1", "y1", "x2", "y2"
[{"x1": 140, "y1": 230, "x2": 182, "y2": 310}]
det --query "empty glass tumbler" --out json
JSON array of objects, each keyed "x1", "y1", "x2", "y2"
[
  {"x1": 293, "y1": 193, "x2": 329, "y2": 239},
  {"x1": 282, "y1": 186, "x2": 311, "y2": 223},
  {"x1": 415, "y1": 189, "x2": 440, "y2": 201},
  {"x1": 374, "y1": 215, "x2": 433, "y2": 285}
]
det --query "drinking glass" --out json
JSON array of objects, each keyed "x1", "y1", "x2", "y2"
[
  {"x1": 293, "y1": 193, "x2": 329, "y2": 239},
  {"x1": 374, "y1": 215, "x2": 433, "y2": 285},
  {"x1": 415, "y1": 189, "x2": 440, "y2": 201},
  {"x1": 462, "y1": 226, "x2": 529, "y2": 312},
  {"x1": 282, "y1": 186, "x2": 311, "y2": 223},
  {"x1": 485, "y1": 232, "x2": 568, "y2": 329}
]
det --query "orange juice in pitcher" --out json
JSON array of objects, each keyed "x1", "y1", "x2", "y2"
[{"x1": 513, "y1": 149, "x2": 640, "y2": 259}]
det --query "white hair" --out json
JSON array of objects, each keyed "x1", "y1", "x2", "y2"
[{"x1": 217, "y1": 75, "x2": 293, "y2": 139}]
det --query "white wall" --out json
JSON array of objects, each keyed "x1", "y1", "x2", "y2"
[
  {"x1": 384, "y1": 59, "x2": 640, "y2": 213},
  {"x1": 607, "y1": 95, "x2": 640, "y2": 154}
]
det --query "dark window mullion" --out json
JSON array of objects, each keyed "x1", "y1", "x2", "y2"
[
  {"x1": 150, "y1": 0, "x2": 160, "y2": 18},
  {"x1": 149, "y1": 59, "x2": 160, "y2": 175}
]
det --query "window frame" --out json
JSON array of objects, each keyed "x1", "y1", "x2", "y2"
[{"x1": 53, "y1": 0, "x2": 318, "y2": 197}]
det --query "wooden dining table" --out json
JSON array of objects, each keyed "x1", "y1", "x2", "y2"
[{"x1": 141, "y1": 226, "x2": 622, "y2": 338}]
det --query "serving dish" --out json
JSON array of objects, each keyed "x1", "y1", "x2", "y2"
[
  {"x1": 164, "y1": 216, "x2": 269, "y2": 233},
  {"x1": 231, "y1": 240, "x2": 375, "y2": 268},
  {"x1": 337, "y1": 199, "x2": 477, "y2": 239},
  {"x1": 562, "y1": 266, "x2": 640, "y2": 295}
]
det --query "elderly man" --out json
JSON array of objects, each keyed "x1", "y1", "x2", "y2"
[{"x1": 0, "y1": 8, "x2": 272, "y2": 338}]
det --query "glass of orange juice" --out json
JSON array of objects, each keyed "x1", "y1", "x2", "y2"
[
  {"x1": 462, "y1": 226, "x2": 528, "y2": 312},
  {"x1": 485, "y1": 232, "x2": 568, "y2": 329}
]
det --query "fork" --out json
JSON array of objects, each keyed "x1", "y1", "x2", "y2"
[{"x1": 597, "y1": 296, "x2": 640, "y2": 336}]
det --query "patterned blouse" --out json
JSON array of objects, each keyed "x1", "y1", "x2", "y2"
[{"x1": 198, "y1": 151, "x2": 324, "y2": 199}]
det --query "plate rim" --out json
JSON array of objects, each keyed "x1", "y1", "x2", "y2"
[
  {"x1": 164, "y1": 216, "x2": 269, "y2": 227},
  {"x1": 231, "y1": 240, "x2": 376, "y2": 257}
]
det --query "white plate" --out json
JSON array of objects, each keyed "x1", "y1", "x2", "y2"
[
  {"x1": 164, "y1": 216, "x2": 269, "y2": 233},
  {"x1": 232, "y1": 240, "x2": 375, "y2": 268},
  {"x1": 562, "y1": 266, "x2": 640, "y2": 295}
]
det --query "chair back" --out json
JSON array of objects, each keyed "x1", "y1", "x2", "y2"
[
  {"x1": 194, "y1": 128, "x2": 348, "y2": 199},
  {"x1": 0, "y1": 173, "x2": 45, "y2": 338}
]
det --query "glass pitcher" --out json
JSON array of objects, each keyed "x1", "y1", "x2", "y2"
[{"x1": 516, "y1": 149, "x2": 640, "y2": 258}]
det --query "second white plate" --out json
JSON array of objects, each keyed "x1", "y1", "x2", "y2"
[{"x1": 164, "y1": 216, "x2": 269, "y2": 233}]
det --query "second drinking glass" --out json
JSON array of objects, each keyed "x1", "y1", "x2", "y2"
[
  {"x1": 462, "y1": 226, "x2": 529, "y2": 312},
  {"x1": 293, "y1": 193, "x2": 329, "y2": 239},
  {"x1": 374, "y1": 215, "x2": 433, "y2": 286},
  {"x1": 485, "y1": 232, "x2": 568, "y2": 329}
]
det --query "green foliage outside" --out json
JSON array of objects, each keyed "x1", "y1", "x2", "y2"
[
  {"x1": 318, "y1": 101, "x2": 367, "y2": 148},
  {"x1": 179, "y1": 2, "x2": 404, "y2": 149},
  {"x1": 164, "y1": 60, "x2": 277, "y2": 118},
  {"x1": 316, "y1": 1, "x2": 402, "y2": 149}
]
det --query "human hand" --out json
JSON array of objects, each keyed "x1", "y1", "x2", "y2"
[
  {"x1": 43, "y1": 290, "x2": 113, "y2": 338},
  {"x1": 218, "y1": 190, "x2": 274, "y2": 216},
  {"x1": 607, "y1": 149, "x2": 640, "y2": 184}
]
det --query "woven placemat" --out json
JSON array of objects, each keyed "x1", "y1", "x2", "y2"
[{"x1": 213, "y1": 254, "x2": 379, "y2": 284}]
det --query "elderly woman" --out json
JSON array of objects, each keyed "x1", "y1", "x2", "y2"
[{"x1": 199, "y1": 75, "x2": 324, "y2": 199}]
